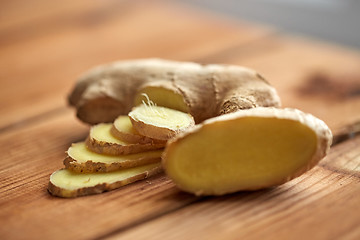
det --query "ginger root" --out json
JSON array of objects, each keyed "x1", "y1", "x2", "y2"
[
  {"x1": 86, "y1": 123, "x2": 165, "y2": 155},
  {"x1": 48, "y1": 162, "x2": 162, "y2": 198},
  {"x1": 68, "y1": 59, "x2": 281, "y2": 124},
  {"x1": 59, "y1": 59, "x2": 333, "y2": 197},
  {"x1": 64, "y1": 142, "x2": 162, "y2": 173},
  {"x1": 111, "y1": 115, "x2": 165, "y2": 144},
  {"x1": 128, "y1": 102, "x2": 195, "y2": 141},
  {"x1": 163, "y1": 107, "x2": 332, "y2": 196}
]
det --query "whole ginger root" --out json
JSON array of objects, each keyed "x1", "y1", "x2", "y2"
[{"x1": 68, "y1": 59, "x2": 281, "y2": 124}]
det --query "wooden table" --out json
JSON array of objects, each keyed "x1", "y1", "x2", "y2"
[{"x1": 1, "y1": 1, "x2": 360, "y2": 239}]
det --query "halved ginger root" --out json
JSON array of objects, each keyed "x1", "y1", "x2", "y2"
[
  {"x1": 48, "y1": 162, "x2": 162, "y2": 197},
  {"x1": 68, "y1": 59, "x2": 281, "y2": 124},
  {"x1": 86, "y1": 123, "x2": 165, "y2": 155},
  {"x1": 111, "y1": 115, "x2": 165, "y2": 144},
  {"x1": 128, "y1": 103, "x2": 195, "y2": 141},
  {"x1": 64, "y1": 142, "x2": 162, "y2": 173},
  {"x1": 163, "y1": 107, "x2": 332, "y2": 196}
]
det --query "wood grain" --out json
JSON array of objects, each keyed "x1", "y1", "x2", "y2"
[{"x1": 1, "y1": 0, "x2": 360, "y2": 239}]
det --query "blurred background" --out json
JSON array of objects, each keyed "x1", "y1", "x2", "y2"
[
  {"x1": 1, "y1": 0, "x2": 360, "y2": 130},
  {"x1": 180, "y1": 0, "x2": 360, "y2": 49}
]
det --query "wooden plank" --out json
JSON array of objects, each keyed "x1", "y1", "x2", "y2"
[
  {"x1": 103, "y1": 136, "x2": 360, "y2": 240},
  {"x1": 1, "y1": 111, "x2": 358, "y2": 240},
  {"x1": 198, "y1": 35, "x2": 360, "y2": 131},
  {"x1": 1, "y1": 1, "x2": 360, "y2": 240},
  {"x1": 0, "y1": 0, "x2": 272, "y2": 130}
]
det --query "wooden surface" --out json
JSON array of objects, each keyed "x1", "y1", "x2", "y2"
[{"x1": 1, "y1": 1, "x2": 360, "y2": 239}]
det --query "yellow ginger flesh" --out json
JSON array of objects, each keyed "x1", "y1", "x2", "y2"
[{"x1": 164, "y1": 117, "x2": 319, "y2": 195}]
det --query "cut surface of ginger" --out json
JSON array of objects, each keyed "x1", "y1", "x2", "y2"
[
  {"x1": 64, "y1": 142, "x2": 162, "y2": 173},
  {"x1": 163, "y1": 107, "x2": 332, "y2": 196},
  {"x1": 91, "y1": 123, "x2": 129, "y2": 144},
  {"x1": 86, "y1": 123, "x2": 165, "y2": 155},
  {"x1": 111, "y1": 115, "x2": 164, "y2": 144},
  {"x1": 128, "y1": 103, "x2": 195, "y2": 140},
  {"x1": 113, "y1": 115, "x2": 138, "y2": 135},
  {"x1": 49, "y1": 162, "x2": 162, "y2": 197}
]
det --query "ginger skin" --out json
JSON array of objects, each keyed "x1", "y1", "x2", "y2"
[{"x1": 68, "y1": 59, "x2": 281, "y2": 124}]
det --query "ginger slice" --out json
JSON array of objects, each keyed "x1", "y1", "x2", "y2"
[
  {"x1": 64, "y1": 142, "x2": 162, "y2": 173},
  {"x1": 111, "y1": 115, "x2": 165, "y2": 144},
  {"x1": 134, "y1": 82, "x2": 190, "y2": 114},
  {"x1": 163, "y1": 107, "x2": 332, "y2": 196},
  {"x1": 48, "y1": 162, "x2": 162, "y2": 197},
  {"x1": 86, "y1": 123, "x2": 165, "y2": 155},
  {"x1": 128, "y1": 103, "x2": 195, "y2": 141}
]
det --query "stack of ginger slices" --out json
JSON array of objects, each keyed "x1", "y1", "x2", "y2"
[{"x1": 48, "y1": 104, "x2": 195, "y2": 198}]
